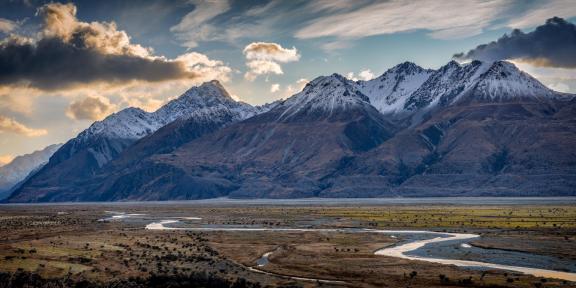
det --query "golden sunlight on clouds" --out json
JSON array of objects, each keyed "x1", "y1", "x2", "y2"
[
  {"x1": 243, "y1": 42, "x2": 300, "y2": 81},
  {"x1": 66, "y1": 96, "x2": 117, "y2": 121},
  {"x1": 0, "y1": 2, "x2": 232, "y2": 91},
  {"x1": 0, "y1": 154, "x2": 14, "y2": 167},
  {"x1": 0, "y1": 18, "x2": 17, "y2": 33},
  {"x1": 0, "y1": 91, "x2": 35, "y2": 116},
  {"x1": 0, "y1": 115, "x2": 47, "y2": 137},
  {"x1": 38, "y1": 2, "x2": 152, "y2": 58},
  {"x1": 0, "y1": 2, "x2": 235, "y2": 122}
]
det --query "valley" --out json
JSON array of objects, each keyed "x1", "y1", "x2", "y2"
[{"x1": 0, "y1": 199, "x2": 575, "y2": 287}]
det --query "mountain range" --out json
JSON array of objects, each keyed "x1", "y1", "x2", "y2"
[{"x1": 6, "y1": 60, "x2": 576, "y2": 202}]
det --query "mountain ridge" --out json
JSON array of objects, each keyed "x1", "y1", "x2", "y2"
[{"x1": 6, "y1": 60, "x2": 575, "y2": 202}]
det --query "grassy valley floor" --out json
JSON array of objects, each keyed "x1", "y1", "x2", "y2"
[{"x1": 0, "y1": 202, "x2": 574, "y2": 287}]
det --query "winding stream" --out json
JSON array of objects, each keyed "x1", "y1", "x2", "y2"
[{"x1": 144, "y1": 219, "x2": 576, "y2": 282}]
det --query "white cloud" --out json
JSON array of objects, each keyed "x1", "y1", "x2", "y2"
[
  {"x1": 346, "y1": 72, "x2": 358, "y2": 81},
  {"x1": 175, "y1": 52, "x2": 233, "y2": 83},
  {"x1": 245, "y1": 60, "x2": 283, "y2": 81},
  {"x1": 270, "y1": 83, "x2": 280, "y2": 93},
  {"x1": 346, "y1": 70, "x2": 374, "y2": 81},
  {"x1": 358, "y1": 69, "x2": 374, "y2": 81},
  {"x1": 507, "y1": 0, "x2": 576, "y2": 29},
  {"x1": 244, "y1": 42, "x2": 300, "y2": 63},
  {"x1": 295, "y1": 0, "x2": 510, "y2": 41},
  {"x1": 0, "y1": 18, "x2": 18, "y2": 33},
  {"x1": 0, "y1": 115, "x2": 47, "y2": 137},
  {"x1": 243, "y1": 42, "x2": 300, "y2": 81}
]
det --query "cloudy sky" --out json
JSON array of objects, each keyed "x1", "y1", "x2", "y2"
[{"x1": 0, "y1": 0, "x2": 575, "y2": 163}]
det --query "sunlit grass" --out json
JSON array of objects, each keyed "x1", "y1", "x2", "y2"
[{"x1": 315, "y1": 206, "x2": 576, "y2": 229}]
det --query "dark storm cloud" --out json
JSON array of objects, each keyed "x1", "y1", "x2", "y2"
[
  {"x1": 0, "y1": 36, "x2": 198, "y2": 90},
  {"x1": 0, "y1": 2, "x2": 201, "y2": 90},
  {"x1": 454, "y1": 17, "x2": 576, "y2": 68}
]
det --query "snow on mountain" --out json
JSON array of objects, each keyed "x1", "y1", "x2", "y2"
[
  {"x1": 276, "y1": 73, "x2": 372, "y2": 121},
  {"x1": 70, "y1": 80, "x2": 258, "y2": 166},
  {"x1": 78, "y1": 80, "x2": 256, "y2": 143},
  {"x1": 357, "y1": 62, "x2": 434, "y2": 114},
  {"x1": 0, "y1": 143, "x2": 62, "y2": 198},
  {"x1": 77, "y1": 107, "x2": 161, "y2": 142},
  {"x1": 404, "y1": 60, "x2": 567, "y2": 111},
  {"x1": 463, "y1": 61, "x2": 561, "y2": 103},
  {"x1": 155, "y1": 80, "x2": 257, "y2": 123},
  {"x1": 403, "y1": 60, "x2": 490, "y2": 110}
]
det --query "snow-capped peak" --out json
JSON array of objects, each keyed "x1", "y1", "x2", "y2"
[
  {"x1": 403, "y1": 60, "x2": 568, "y2": 110},
  {"x1": 77, "y1": 107, "x2": 159, "y2": 141},
  {"x1": 358, "y1": 62, "x2": 434, "y2": 114},
  {"x1": 275, "y1": 73, "x2": 371, "y2": 121},
  {"x1": 155, "y1": 80, "x2": 256, "y2": 122},
  {"x1": 403, "y1": 60, "x2": 491, "y2": 110},
  {"x1": 465, "y1": 61, "x2": 559, "y2": 102},
  {"x1": 77, "y1": 80, "x2": 257, "y2": 142}
]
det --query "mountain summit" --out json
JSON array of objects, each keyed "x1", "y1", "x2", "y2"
[
  {"x1": 272, "y1": 74, "x2": 372, "y2": 122},
  {"x1": 358, "y1": 62, "x2": 434, "y2": 115}
]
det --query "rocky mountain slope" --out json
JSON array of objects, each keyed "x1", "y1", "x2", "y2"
[
  {"x1": 6, "y1": 60, "x2": 576, "y2": 202},
  {"x1": 0, "y1": 144, "x2": 62, "y2": 200}
]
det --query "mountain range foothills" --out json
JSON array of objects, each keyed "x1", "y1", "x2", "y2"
[{"x1": 5, "y1": 60, "x2": 576, "y2": 202}]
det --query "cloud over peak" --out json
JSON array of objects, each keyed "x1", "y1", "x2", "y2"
[{"x1": 454, "y1": 17, "x2": 576, "y2": 68}]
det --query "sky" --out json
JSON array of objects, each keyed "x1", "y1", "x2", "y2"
[{"x1": 0, "y1": 0, "x2": 575, "y2": 163}]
